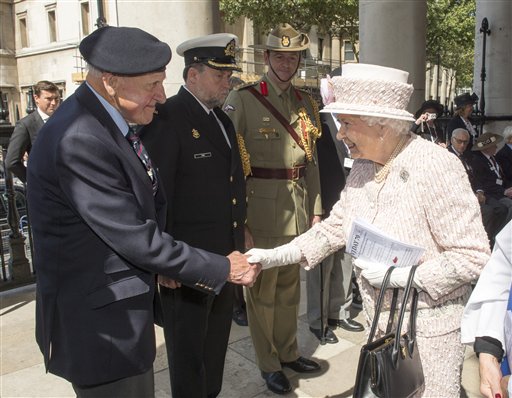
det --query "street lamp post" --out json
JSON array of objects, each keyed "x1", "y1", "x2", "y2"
[
  {"x1": 479, "y1": 17, "x2": 491, "y2": 135},
  {"x1": 26, "y1": 87, "x2": 36, "y2": 114}
]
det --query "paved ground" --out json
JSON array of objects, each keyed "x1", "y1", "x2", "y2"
[{"x1": 1, "y1": 275, "x2": 482, "y2": 397}]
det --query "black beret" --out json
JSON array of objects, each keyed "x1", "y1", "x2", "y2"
[{"x1": 79, "y1": 26, "x2": 172, "y2": 75}]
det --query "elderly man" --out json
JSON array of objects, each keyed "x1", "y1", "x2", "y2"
[
  {"x1": 27, "y1": 26, "x2": 259, "y2": 398},
  {"x1": 5, "y1": 80, "x2": 60, "y2": 182},
  {"x1": 141, "y1": 33, "x2": 246, "y2": 398},
  {"x1": 224, "y1": 23, "x2": 322, "y2": 395},
  {"x1": 449, "y1": 128, "x2": 510, "y2": 247},
  {"x1": 496, "y1": 126, "x2": 512, "y2": 183}
]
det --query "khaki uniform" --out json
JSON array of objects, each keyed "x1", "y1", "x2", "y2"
[{"x1": 225, "y1": 74, "x2": 322, "y2": 371}]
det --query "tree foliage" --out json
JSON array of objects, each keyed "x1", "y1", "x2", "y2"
[
  {"x1": 426, "y1": 0, "x2": 476, "y2": 89},
  {"x1": 220, "y1": 0, "x2": 476, "y2": 88},
  {"x1": 220, "y1": 0, "x2": 359, "y2": 59}
]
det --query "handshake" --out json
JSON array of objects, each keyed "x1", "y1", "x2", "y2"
[
  {"x1": 159, "y1": 243, "x2": 304, "y2": 289},
  {"x1": 228, "y1": 243, "x2": 306, "y2": 287},
  {"x1": 227, "y1": 251, "x2": 262, "y2": 287}
]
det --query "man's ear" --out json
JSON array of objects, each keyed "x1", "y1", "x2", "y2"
[
  {"x1": 102, "y1": 73, "x2": 118, "y2": 97},
  {"x1": 187, "y1": 67, "x2": 197, "y2": 84}
]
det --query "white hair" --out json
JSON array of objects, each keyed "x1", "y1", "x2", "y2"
[
  {"x1": 452, "y1": 128, "x2": 469, "y2": 139},
  {"x1": 360, "y1": 115, "x2": 411, "y2": 136},
  {"x1": 86, "y1": 64, "x2": 103, "y2": 78},
  {"x1": 503, "y1": 125, "x2": 512, "y2": 141}
]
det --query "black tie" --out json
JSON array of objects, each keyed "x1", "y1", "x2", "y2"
[{"x1": 126, "y1": 126, "x2": 158, "y2": 195}]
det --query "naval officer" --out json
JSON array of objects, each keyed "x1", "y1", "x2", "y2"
[{"x1": 141, "y1": 33, "x2": 247, "y2": 398}]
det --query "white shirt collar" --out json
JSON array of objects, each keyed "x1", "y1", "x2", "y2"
[{"x1": 37, "y1": 107, "x2": 51, "y2": 122}]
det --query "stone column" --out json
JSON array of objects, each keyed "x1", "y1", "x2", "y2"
[
  {"x1": 116, "y1": 0, "x2": 220, "y2": 96},
  {"x1": 473, "y1": 1, "x2": 512, "y2": 135},
  {"x1": 331, "y1": 36, "x2": 341, "y2": 72},
  {"x1": 359, "y1": 0, "x2": 427, "y2": 113}
]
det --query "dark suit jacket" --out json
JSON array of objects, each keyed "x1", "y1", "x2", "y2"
[
  {"x1": 142, "y1": 87, "x2": 246, "y2": 254},
  {"x1": 496, "y1": 144, "x2": 512, "y2": 183},
  {"x1": 468, "y1": 151, "x2": 509, "y2": 200},
  {"x1": 447, "y1": 145, "x2": 476, "y2": 190},
  {"x1": 5, "y1": 110, "x2": 44, "y2": 182},
  {"x1": 27, "y1": 83, "x2": 230, "y2": 386},
  {"x1": 318, "y1": 112, "x2": 346, "y2": 216}
]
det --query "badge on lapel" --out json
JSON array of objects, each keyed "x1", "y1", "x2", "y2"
[{"x1": 192, "y1": 129, "x2": 200, "y2": 139}]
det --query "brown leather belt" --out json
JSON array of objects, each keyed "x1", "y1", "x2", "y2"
[{"x1": 250, "y1": 166, "x2": 306, "y2": 180}]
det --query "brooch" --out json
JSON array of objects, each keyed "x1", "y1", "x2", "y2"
[
  {"x1": 399, "y1": 169, "x2": 409, "y2": 182},
  {"x1": 192, "y1": 129, "x2": 200, "y2": 139}
]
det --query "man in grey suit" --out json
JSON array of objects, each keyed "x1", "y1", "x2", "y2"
[
  {"x1": 27, "y1": 26, "x2": 260, "y2": 398},
  {"x1": 5, "y1": 80, "x2": 60, "y2": 182}
]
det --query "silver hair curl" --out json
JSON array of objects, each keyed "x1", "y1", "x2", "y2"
[{"x1": 359, "y1": 115, "x2": 411, "y2": 136}]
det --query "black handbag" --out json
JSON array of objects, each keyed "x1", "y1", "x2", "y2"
[{"x1": 353, "y1": 265, "x2": 424, "y2": 398}]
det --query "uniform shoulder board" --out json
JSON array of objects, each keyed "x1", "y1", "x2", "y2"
[{"x1": 235, "y1": 81, "x2": 259, "y2": 91}]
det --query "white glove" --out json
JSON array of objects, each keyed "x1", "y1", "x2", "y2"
[
  {"x1": 359, "y1": 261, "x2": 423, "y2": 290},
  {"x1": 246, "y1": 244, "x2": 303, "y2": 270}
]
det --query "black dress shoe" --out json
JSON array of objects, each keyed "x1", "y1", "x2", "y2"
[
  {"x1": 328, "y1": 318, "x2": 364, "y2": 332},
  {"x1": 232, "y1": 308, "x2": 248, "y2": 326},
  {"x1": 261, "y1": 370, "x2": 291, "y2": 395},
  {"x1": 281, "y1": 356, "x2": 321, "y2": 373},
  {"x1": 309, "y1": 326, "x2": 338, "y2": 344}
]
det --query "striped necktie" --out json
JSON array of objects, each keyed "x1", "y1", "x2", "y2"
[{"x1": 126, "y1": 126, "x2": 158, "y2": 195}]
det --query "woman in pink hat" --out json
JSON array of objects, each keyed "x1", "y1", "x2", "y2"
[{"x1": 247, "y1": 63, "x2": 490, "y2": 396}]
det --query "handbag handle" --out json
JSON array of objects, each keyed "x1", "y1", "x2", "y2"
[
  {"x1": 391, "y1": 265, "x2": 419, "y2": 366},
  {"x1": 366, "y1": 266, "x2": 396, "y2": 344}
]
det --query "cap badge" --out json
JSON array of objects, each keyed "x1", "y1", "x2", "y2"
[
  {"x1": 225, "y1": 39, "x2": 236, "y2": 57},
  {"x1": 192, "y1": 129, "x2": 200, "y2": 139},
  {"x1": 477, "y1": 136, "x2": 496, "y2": 148},
  {"x1": 281, "y1": 35, "x2": 291, "y2": 47}
]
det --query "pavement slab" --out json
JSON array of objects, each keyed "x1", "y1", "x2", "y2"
[{"x1": 1, "y1": 283, "x2": 482, "y2": 397}]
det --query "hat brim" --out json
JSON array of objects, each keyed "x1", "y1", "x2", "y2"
[
  {"x1": 471, "y1": 137, "x2": 503, "y2": 151},
  {"x1": 320, "y1": 103, "x2": 415, "y2": 122},
  {"x1": 250, "y1": 43, "x2": 309, "y2": 52}
]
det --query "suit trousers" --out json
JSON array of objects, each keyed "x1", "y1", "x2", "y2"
[
  {"x1": 160, "y1": 283, "x2": 234, "y2": 398},
  {"x1": 246, "y1": 262, "x2": 301, "y2": 372},
  {"x1": 72, "y1": 367, "x2": 154, "y2": 398},
  {"x1": 306, "y1": 249, "x2": 353, "y2": 329}
]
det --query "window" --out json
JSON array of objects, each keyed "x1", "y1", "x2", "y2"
[
  {"x1": 344, "y1": 40, "x2": 355, "y2": 61},
  {"x1": 81, "y1": 2, "x2": 90, "y2": 36},
  {"x1": 0, "y1": 92, "x2": 9, "y2": 124},
  {"x1": 18, "y1": 15, "x2": 28, "y2": 48},
  {"x1": 48, "y1": 10, "x2": 57, "y2": 42},
  {"x1": 318, "y1": 38, "x2": 324, "y2": 61}
]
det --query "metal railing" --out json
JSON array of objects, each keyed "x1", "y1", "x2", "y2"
[{"x1": 0, "y1": 124, "x2": 34, "y2": 290}]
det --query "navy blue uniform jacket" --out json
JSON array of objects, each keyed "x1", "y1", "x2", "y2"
[{"x1": 27, "y1": 83, "x2": 230, "y2": 386}]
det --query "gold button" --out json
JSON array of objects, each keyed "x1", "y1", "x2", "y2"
[
  {"x1": 233, "y1": 221, "x2": 238, "y2": 228},
  {"x1": 292, "y1": 142, "x2": 296, "y2": 148},
  {"x1": 232, "y1": 198, "x2": 237, "y2": 205}
]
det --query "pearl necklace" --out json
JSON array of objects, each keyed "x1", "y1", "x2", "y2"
[{"x1": 374, "y1": 135, "x2": 409, "y2": 183}]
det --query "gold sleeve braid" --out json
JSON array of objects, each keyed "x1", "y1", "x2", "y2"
[{"x1": 236, "y1": 133, "x2": 251, "y2": 177}]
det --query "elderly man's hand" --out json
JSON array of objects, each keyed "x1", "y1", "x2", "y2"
[{"x1": 227, "y1": 251, "x2": 261, "y2": 287}]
